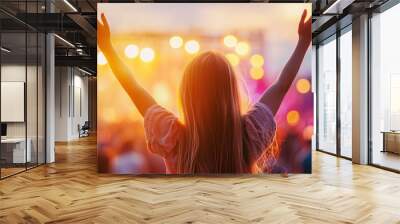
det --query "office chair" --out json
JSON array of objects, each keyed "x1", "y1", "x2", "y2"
[{"x1": 79, "y1": 121, "x2": 90, "y2": 138}]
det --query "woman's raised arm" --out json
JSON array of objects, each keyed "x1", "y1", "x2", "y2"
[
  {"x1": 259, "y1": 9, "x2": 311, "y2": 115},
  {"x1": 97, "y1": 13, "x2": 156, "y2": 116}
]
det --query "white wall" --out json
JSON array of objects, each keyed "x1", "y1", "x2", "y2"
[
  {"x1": 1, "y1": 65, "x2": 34, "y2": 138},
  {"x1": 55, "y1": 67, "x2": 70, "y2": 141},
  {"x1": 1, "y1": 63, "x2": 46, "y2": 164},
  {"x1": 72, "y1": 73, "x2": 89, "y2": 138},
  {"x1": 54, "y1": 67, "x2": 89, "y2": 141}
]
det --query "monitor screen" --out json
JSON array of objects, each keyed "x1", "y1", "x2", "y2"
[{"x1": 1, "y1": 123, "x2": 7, "y2": 137}]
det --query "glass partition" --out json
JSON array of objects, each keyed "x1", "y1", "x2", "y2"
[
  {"x1": 370, "y1": 3, "x2": 400, "y2": 171},
  {"x1": 27, "y1": 31, "x2": 38, "y2": 169},
  {"x1": 0, "y1": 1, "x2": 46, "y2": 179},
  {"x1": 317, "y1": 36, "x2": 337, "y2": 154},
  {"x1": 339, "y1": 28, "x2": 352, "y2": 158},
  {"x1": 1, "y1": 31, "x2": 28, "y2": 177}
]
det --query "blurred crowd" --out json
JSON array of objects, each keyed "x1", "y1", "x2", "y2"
[{"x1": 98, "y1": 30, "x2": 313, "y2": 174}]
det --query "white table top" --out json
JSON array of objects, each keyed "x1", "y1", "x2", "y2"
[{"x1": 1, "y1": 138, "x2": 28, "y2": 143}]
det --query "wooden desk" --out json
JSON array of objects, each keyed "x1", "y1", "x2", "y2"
[
  {"x1": 1, "y1": 138, "x2": 31, "y2": 163},
  {"x1": 382, "y1": 131, "x2": 400, "y2": 154}
]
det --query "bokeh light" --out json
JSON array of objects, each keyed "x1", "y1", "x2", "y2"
[
  {"x1": 124, "y1": 44, "x2": 139, "y2": 59},
  {"x1": 103, "y1": 108, "x2": 118, "y2": 124},
  {"x1": 185, "y1": 40, "x2": 200, "y2": 54},
  {"x1": 225, "y1": 53, "x2": 240, "y2": 67},
  {"x1": 235, "y1": 41, "x2": 250, "y2": 56},
  {"x1": 303, "y1": 125, "x2": 314, "y2": 140},
  {"x1": 250, "y1": 67, "x2": 264, "y2": 80},
  {"x1": 153, "y1": 83, "x2": 170, "y2": 105},
  {"x1": 140, "y1": 48, "x2": 155, "y2": 62},
  {"x1": 296, "y1": 78, "x2": 311, "y2": 94},
  {"x1": 169, "y1": 36, "x2": 183, "y2": 49},
  {"x1": 98, "y1": 51, "x2": 107, "y2": 65},
  {"x1": 250, "y1": 54, "x2": 264, "y2": 68},
  {"x1": 286, "y1": 110, "x2": 300, "y2": 126},
  {"x1": 223, "y1": 35, "x2": 237, "y2": 48}
]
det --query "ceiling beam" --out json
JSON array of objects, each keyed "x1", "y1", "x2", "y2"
[
  {"x1": 55, "y1": 55, "x2": 96, "y2": 68},
  {"x1": 323, "y1": 0, "x2": 356, "y2": 14},
  {"x1": 67, "y1": 13, "x2": 96, "y2": 38}
]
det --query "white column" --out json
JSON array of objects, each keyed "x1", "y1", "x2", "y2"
[
  {"x1": 45, "y1": 1, "x2": 56, "y2": 163},
  {"x1": 55, "y1": 67, "x2": 73, "y2": 141},
  {"x1": 46, "y1": 33, "x2": 55, "y2": 163},
  {"x1": 352, "y1": 14, "x2": 369, "y2": 164}
]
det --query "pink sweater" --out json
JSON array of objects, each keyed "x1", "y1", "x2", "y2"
[{"x1": 144, "y1": 102, "x2": 276, "y2": 173}]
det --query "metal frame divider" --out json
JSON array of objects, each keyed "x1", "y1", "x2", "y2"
[
  {"x1": 315, "y1": 44, "x2": 320, "y2": 152},
  {"x1": 336, "y1": 26, "x2": 341, "y2": 157}
]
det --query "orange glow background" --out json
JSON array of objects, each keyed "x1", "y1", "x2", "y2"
[{"x1": 97, "y1": 3, "x2": 313, "y2": 174}]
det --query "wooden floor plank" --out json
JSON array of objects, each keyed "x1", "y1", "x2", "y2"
[{"x1": 0, "y1": 136, "x2": 399, "y2": 223}]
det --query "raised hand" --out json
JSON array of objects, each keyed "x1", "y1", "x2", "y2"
[
  {"x1": 259, "y1": 9, "x2": 311, "y2": 115},
  {"x1": 96, "y1": 13, "x2": 156, "y2": 116},
  {"x1": 97, "y1": 13, "x2": 112, "y2": 53},
  {"x1": 298, "y1": 9, "x2": 312, "y2": 48}
]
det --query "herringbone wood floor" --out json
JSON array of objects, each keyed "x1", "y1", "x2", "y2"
[{"x1": 1, "y1": 136, "x2": 400, "y2": 224}]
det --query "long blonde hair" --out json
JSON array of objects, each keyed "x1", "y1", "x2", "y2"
[{"x1": 176, "y1": 51, "x2": 275, "y2": 174}]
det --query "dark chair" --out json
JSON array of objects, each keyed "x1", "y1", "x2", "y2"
[{"x1": 78, "y1": 121, "x2": 90, "y2": 138}]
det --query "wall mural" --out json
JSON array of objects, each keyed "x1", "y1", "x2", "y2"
[{"x1": 97, "y1": 3, "x2": 313, "y2": 174}]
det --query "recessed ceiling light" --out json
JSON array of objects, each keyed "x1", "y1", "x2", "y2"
[
  {"x1": 63, "y1": 0, "x2": 78, "y2": 12},
  {"x1": 1, "y1": 47, "x2": 11, "y2": 53},
  {"x1": 54, "y1": 34, "x2": 75, "y2": 48},
  {"x1": 78, "y1": 67, "x2": 93, "y2": 76}
]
